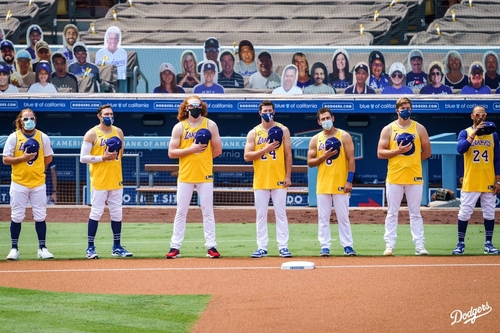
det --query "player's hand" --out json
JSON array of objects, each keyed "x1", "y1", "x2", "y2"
[
  {"x1": 494, "y1": 183, "x2": 500, "y2": 195},
  {"x1": 323, "y1": 148, "x2": 339, "y2": 161},
  {"x1": 473, "y1": 121, "x2": 485, "y2": 135},
  {"x1": 397, "y1": 141, "x2": 412, "y2": 155},
  {"x1": 264, "y1": 141, "x2": 280, "y2": 153},
  {"x1": 50, "y1": 192, "x2": 58, "y2": 204},
  {"x1": 102, "y1": 148, "x2": 118, "y2": 161},
  {"x1": 344, "y1": 181, "x2": 353, "y2": 193},
  {"x1": 191, "y1": 142, "x2": 208, "y2": 153},
  {"x1": 283, "y1": 177, "x2": 292, "y2": 187},
  {"x1": 22, "y1": 150, "x2": 37, "y2": 161}
]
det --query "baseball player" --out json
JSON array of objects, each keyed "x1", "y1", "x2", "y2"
[
  {"x1": 80, "y1": 104, "x2": 132, "y2": 259},
  {"x1": 166, "y1": 95, "x2": 223, "y2": 259},
  {"x1": 377, "y1": 97, "x2": 431, "y2": 256},
  {"x1": 307, "y1": 107, "x2": 357, "y2": 256},
  {"x1": 2, "y1": 108, "x2": 54, "y2": 260},
  {"x1": 453, "y1": 106, "x2": 500, "y2": 255},
  {"x1": 244, "y1": 100, "x2": 293, "y2": 258}
]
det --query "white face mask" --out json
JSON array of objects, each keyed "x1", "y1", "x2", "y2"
[{"x1": 321, "y1": 119, "x2": 333, "y2": 131}]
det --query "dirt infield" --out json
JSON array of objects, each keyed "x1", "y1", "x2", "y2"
[
  {"x1": 1, "y1": 257, "x2": 499, "y2": 332},
  {"x1": 0, "y1": 205, "x2": 489, "y2": 224}
]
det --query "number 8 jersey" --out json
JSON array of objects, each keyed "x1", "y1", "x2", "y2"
[
  {"x1": 252, "y1": 123, "x2": 285, "y2": 190},
  {"x1": 462, "y1": 128, "x2": 495, "y2": 192}
]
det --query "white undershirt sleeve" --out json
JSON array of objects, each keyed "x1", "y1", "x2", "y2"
[{"x1": 80, "y1": 141, "x2": 103, "y2": 163}]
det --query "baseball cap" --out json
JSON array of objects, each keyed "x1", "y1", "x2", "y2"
[
  {"x1": 36, "y1": 61, "x2": 51, "y2": 73},
  {"x1": 258, "y1": 50, "x2": 271, "y2": 59},
  {"x1": 73, "y1": 44, "x2": 86, "y2": 53},
  {"x1": 0, "y1": 62, "x2": 10, "y2": 74},
  {"x1": 202, "y1": 61, "x2": 216, "y2": 72},
  {"x1": 159, "y1": 62, "x2": 176, "y2": 76},
  {"x1": 476, "y1": 121, "x2": 496, "y2": 136},
  {"x1": 0, "y1": 40, "x2": 14, "y2": 50},
  {"x1": 354, "y1": 62, "x2": 369, "y2": 73},
  {"x1": 24, "y1": 138, "x2": 40, "y2": 153},
  {"x1": 16, "y1": 49, "x2": 31, "y2": 60},
  {"x1": 204, "y1": 37, "x2": 219, "y2": 49},
  {"x1": 389, "y1": 62, "x2": 406, "y2": 76},
  {"x1": 471, "y1": 63, "x2": 484, "y2": 72},
  {"x1": 35, "y1": 40, "x2": 49, "y2": 52},
  {"x1": 397, "y1": 132, "x2": 415, "y2": 156},
  {"x1": 29, "y1": 26, "x2": 42, "y2": 35},
  {"x1": 369, "y1": 51, "x2": 384, "y2": 64},
  {"x1": 325, "y1": 137, "x2": 342, "y2": 160},
  {"x1": 195, "y1": 129, "x2": 212, "y2": 145},
  {"x1": 409, "y1": 49, "x2": 423, "y2": 60},
  {"x1": 106, "y1": 136, "x2": 122, "y2": 152},
  {"x1": 267, "y1": 126, "x2": 283, "y2": 148}
]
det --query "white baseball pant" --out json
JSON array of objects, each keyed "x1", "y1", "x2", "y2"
[
  {"x1": 384, "y1": 183, "x2": 425, "y2": 248},
  {"x1": 89, "y1": 188, "x2": 123, "y2": 221},
  {"x1": 458, "y1": 191, "x2": 496, "y2": 221},
  {"x1": 317, "y1": 194, "x2": 353, "y2": 249},
  {"x1": 170, "y1": 182, "x2": 217, "y2": 249},
  {"x1": 10, "y1": 182, "x2": 46, "y2": 223},
  {"x1": 254, "y1": 189, "x2": 289, "y2": 250}
]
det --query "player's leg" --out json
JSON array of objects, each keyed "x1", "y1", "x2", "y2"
[
  {"x1": 317, "y1": 194, "x2": 333, "y2": 255},
  {"x1": 86, "y1": 188, "x2": 107, "y2": 258},
  {"x1": 108, "y1": 188, "x2": 131, "y2": 257},
  {"x1": 333, "y1": 194, "x2": 355, "y2": 255},
  {"x1": 30, "y1": 184, "x2": 53, "y2": 259},
  {"x1": 170, "y1": 182, "x2": 195, "y2": 249},
  {"x1": 455, "y1": 191, "x2": 481, "y2": 254},
  {"x1": 271, "y1": 188, "x2": 291, "y2": 257},
  {"x1": 480, "y1": 192, "x2": 499, "y2": 254},
  {"x1": 197, "y1": 182, "x2": 219, "y2": 257},
  {"x1": 7, "y1": 182, "x2": 28, "y2": 260},
  {"x1": 405, "y1": 184, "x2": 427, "y2": 255},
  {"x1": 254, "y1": 189, "x2": 271, "y2": 252},
  {"x1": 383, "y1": 183, "x2": 404, "y2": 254}
]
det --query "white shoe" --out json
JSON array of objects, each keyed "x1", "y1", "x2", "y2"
[
  {"x1": 383, "y1": 247, "x2": 394, "y2": 256},
  {"x1": 7, "y1": 248, "x2": 19, "y2": 260},
  {"x1": 37, "y1": 247, "x2": 54, "y2": 259},
  {"x1": 415, "y1": 247, "x2": 429, "y2": 256}
]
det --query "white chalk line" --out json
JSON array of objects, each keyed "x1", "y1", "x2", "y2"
[{"x1": 1, "y1": 262, "x2": 500, "y2": 274}]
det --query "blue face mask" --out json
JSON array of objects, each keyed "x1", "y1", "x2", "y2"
[
  {"x1": 261, "y1": 113, "x2": 274, "y2": 123},
  {"x1": 399, "y1": 109, "x2": 411, "y2": 120},
  {"x1": 102, "y1": 116, "x2": 114, "y2": 126},
  {"x1": 321, "y1": 119, "x2": 333, "y2": 131},
  {"x1": 23, "y1": 119, "x2": 36, "y2": 131}
]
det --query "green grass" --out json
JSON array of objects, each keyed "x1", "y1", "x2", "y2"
[
  {"x1": 0, "y1": 222, "x2": 497, "y2": 258},
  {"x1": 0, "y1": 287, "x2": 209, "y2": 333}
]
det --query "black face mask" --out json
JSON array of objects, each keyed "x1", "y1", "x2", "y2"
[{"x1": 190, "y1": 108, "x2": 202, "y2": 119}]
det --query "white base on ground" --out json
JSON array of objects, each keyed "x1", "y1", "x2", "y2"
[{"x1": 281, "y1": 261, "x2": 315, "y2": 270}]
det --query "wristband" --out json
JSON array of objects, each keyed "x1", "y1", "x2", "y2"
[{"x1": 347, "y1": 172, "x2": 354, "y2": 183}]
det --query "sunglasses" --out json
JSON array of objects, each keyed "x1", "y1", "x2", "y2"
[
  {"x1": 205, "y1": 48, "x2": 218, "y2": 53},
  {"x1": 188, "y1": 103, "x2": 201, "y2": 108},
  {"x1": 391, "y1": 73, "x2": 403, "y2": 79},
  {"x1": 430, "y1": 72, "x2": 441, "y2": 76},
  {"x1": 472, "y1": 113, "x2": 487, "y2": 117},
  {"x1": 371, "y1": 63, "x2": 383, "y2": 68},
  {"x1": 471, "y1": 72, "x2": 483, "y2": 77},
  {"x1": 22, "y1": 117, "x2": 35, "y2": 121}
]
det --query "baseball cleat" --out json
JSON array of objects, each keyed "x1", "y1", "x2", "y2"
[
  {"x1": 37, "y1": 247, "x2": 54, "y2": 259},
  {"x1": 452, "y1": 242, "x2": 465, "y2": 255},
  {"x1": 166, "y1": 248, "x2": 180, "y2": 259},
  {"x1": 279, "y1": 248, "x2": 292, "y2": 258},
  {"x1": 6, "y1": 248, "x2": 19, "y2": 260},
  {"x1": 383, "y1": 247, "x2": 394, "y2": 256},
  {"x1": 112, "y1": 245, "x2": 133, "y2": 257},
  {"x1": 484, "y1": 241, "x2": 499, "y2": 254},
  {"x1": 415, "y1": 247, "x2": 429, "y2": 256},
  {"x1": 344, "y1": 246, "x2": 357, "y2": 256},
  {"x1": 251, "y1": 249, "x2": 268, "y2": 258},
  {"x1": 319, "y1": 248, "x2": 330, "y2": 257},
  {"x1": 206, "y1": 247, "x2": 221, "y2": 258},
  {"x1": 86, "y1": 246, "x2": 99, "y2": 259}
]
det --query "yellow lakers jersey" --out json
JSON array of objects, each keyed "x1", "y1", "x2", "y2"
[
  {"x1": 178, "y1": 118, "x2": 213, "y2": 183},
  {"x1": 316, "y1": 130, "x2": 348, "y2": 195},
  {"x1": 252, "y1": 123, "x2": 285, "y2": 190},
  {"x1": 386, "y1": 121, "x2": 422, "y2": 184},
  {"x1": 89, "y1": 126, "x2": 123, "y2": 190},
  {"x1": 462, "y1": 128, "x2": 495, "y2": 192},
  {"x1": 12, "y1": 130, "x2": 46, "y2": 188}
]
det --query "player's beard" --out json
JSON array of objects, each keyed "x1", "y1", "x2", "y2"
[{"x1": 474, "y1": 118, "x2": 485, "y2": 127}]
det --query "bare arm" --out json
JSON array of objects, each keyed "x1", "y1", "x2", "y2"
[
  {"x1": 208, "y1": 120, "x2": 222, "y2": 158},
  {"x1": 282, "y1": 126, "x2": 292, "y2": 187},
  {"x1": 2, "y1": 151, "x2": 37, "y2": 165},
  {"x1": 49, "y1": 166, "x2": 58, "y2": 203},
  {"x1": 417, "y1": 123, "x2": 432, "y2": 161},
  {"x1": 377, "y1": 124, "x2": 412, "y2": 159},
  {"x1": 343, "y1": 131, "x2": 355, "y2": 192},
  {"x1": 243, "y1": 129, "x2": 280, "y2": 162},
  {"x1": 168, "y1": 122, "x2": 207, "y2": 159}
]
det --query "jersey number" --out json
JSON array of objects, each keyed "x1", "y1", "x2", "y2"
[
  {"x1": 473, "y1": 149, "x2": 489, "y2": 163},
  {"x1": 261, "y1": 150, "x2": 277, "y2": 160}
]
